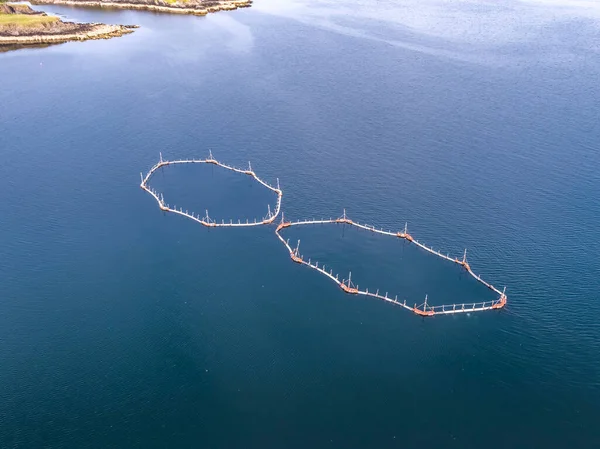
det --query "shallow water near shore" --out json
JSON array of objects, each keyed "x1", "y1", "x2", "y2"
[{"x1": 1, "y1": 1, "x2": 599, "y2": 447}]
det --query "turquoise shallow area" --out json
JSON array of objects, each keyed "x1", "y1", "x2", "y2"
[{"x1": 1, "y1": 1, "x2": 599, "y2": 447}]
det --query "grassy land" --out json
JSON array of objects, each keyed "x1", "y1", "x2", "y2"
[{"x1": 0, "y1": 13, "x2": 59, "y2": 26}]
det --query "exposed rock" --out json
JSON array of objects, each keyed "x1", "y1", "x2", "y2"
[
  {"x1": 0, "y1": 0, "x2": 252, "y2": 51},
  {"x1": 0, "y1": 3, "x2": 44, "y2": 14},
  {"x1": 0, "y1": 24, "x2": 137, "y2": 43},
  {"x1": 0, "y1": 3, "x2": 136, "y2": 46},
  {"x1": 30, "y1": 0, "x2": 252, "y2": 16}
]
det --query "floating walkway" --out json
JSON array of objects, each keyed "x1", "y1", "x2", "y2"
[
  {"x1": 140, "y1": 151, "x2": 283, "y2": 227},
  {"x1": 275, "y1": 210, "x2": 507, "y2": 317},
  {"x1": 141, "y1": 155, "x2": 507, "y2": 317}
]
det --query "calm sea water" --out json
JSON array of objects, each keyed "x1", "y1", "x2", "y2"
[{"x1": 1, "y1": 1, "x2": 599, "y2": 447}]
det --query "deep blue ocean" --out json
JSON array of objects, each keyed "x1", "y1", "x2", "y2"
[{"x1": 1, "y1": 1, "x2": 599, "y2": 447}]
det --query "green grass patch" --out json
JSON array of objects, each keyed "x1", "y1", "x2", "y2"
[{"x1": 0, "y1": 13, "x2": 59, "y2": 26}]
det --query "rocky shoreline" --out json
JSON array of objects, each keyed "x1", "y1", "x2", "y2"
[
  {"x1": 0, "y1": 3, "x2": 135, "y2": 47},
  {"x1": 0, "y1": 0, "x2": 252, "y2": 51},
  {"x1": 0, "y1": 23, "x2": 136, "y2": 45},
  {"x1": 30, "y1": 0, "x2": 252, "y2": 16}
]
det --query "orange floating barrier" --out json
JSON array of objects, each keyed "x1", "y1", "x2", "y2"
[
  {"x1": 413, "y1": 307, "x2": 435, "y2": 317},
  {"x1": 492, "y1": 295, "x2": 507, "y2": 309},
  {"x1": 276, "y1": 222, "x2": 292, "y2": 232},
  {"x1": 340, "y1": 284, "x2": 359, "y2": 294}
]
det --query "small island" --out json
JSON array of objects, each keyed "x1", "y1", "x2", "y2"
[
  {"x1": 0, "y1": 2, "x2": 135, "y2": 47},
  {"x1": 0, "y1": 0, "x2": 252, "y2": 51},
  {"x1": 31, "y1": 0, "x2": 253, "y2": 16}
]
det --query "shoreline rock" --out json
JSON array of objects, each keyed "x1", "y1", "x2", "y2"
[
  {"x1": 29, "y1": 0, "x2": 253, "y2": 16},
  {"x1": 0, "y1": 3, "x2": 136, "y2": 46},
  {"x1": 0, "y1": 0, "x2": 252, "y2": 51},
  {"x1": 0, "y1": 23, "x2": 136, "y2": 44}
]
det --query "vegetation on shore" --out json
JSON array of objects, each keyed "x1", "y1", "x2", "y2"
[
  {"x1": 0, "y1": 3, "x2": 135, "y2": 47},
  {"x1": 29, "y1": 0, "x2": 252, "y2": 16},
  {"x1": 0, "y1": 3, "x2": 57, "y2": 29},
  {"x1": 0, "y1": 13, "x2": 59, "y2": 27},
  {"x1": 0, "y1": 0, "x2": 251, "y2": 51}
]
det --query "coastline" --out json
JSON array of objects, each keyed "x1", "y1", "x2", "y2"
[
  {"x1": 29, "y1": 0, "x2": 253, "y2": 16},
  {"x1": 0, "y1": 3, "x2": 137, "y2": 47},
  {"x1": 0, "y1": 0, "x2": 251, "y2": 51},
  {"x1": 0, "y1": 23, "x2": 136, "y2": 44}
]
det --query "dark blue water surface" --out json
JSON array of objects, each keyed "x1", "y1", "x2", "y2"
[{"x1": 1, "y1": 1, "x2": 599, "y2": 447}]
